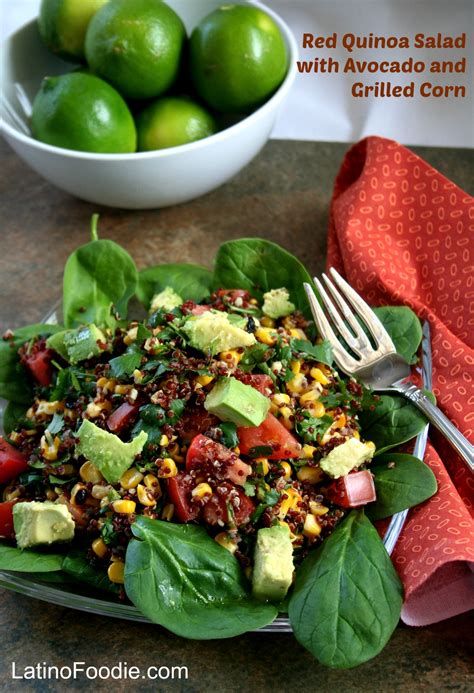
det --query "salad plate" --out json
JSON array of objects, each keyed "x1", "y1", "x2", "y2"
[{"x1": 0, "y1": 225, "x2": 437, "y2": 666}]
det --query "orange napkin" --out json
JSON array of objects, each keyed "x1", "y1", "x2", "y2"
[{"x1": 326, "y1": 136, "x2": 474, "y2": 625}]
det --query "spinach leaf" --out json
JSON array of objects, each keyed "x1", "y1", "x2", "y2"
[
  {"x1": 0, "y1": 324, "x2": 63, "y2": 404},
  {"x1": 137, "y1": 263, "x2": 213, "y2": 308},
  {"x1": 124, "y1": 517, "x2": 277, "y2": 638},
  {"x1": 2, "y1": 402, "x2": 28, "y2": 434},
  {"x1": 62, "y1": 551, "x2": 119, "y2": 594},
  {"x1": 359, "y1": 394, "x2": 429, "y2": 454},
  {"x1": 374, "y1": 306, "x2": 422, "y2": 364},
  {"x1": 290, "y1": 339, "x2": 333, "y2": 366},
  {"x1": 367, "y1": 453, "x2": 437, "y2": 521},
  {"x1": 289, "y1": 510, "x2": 403, "y2": 669},
  {"x1": 0, "y1": 544, "x2": 64, "y2": 572},
  {"x1": 218, "y1": 422, "x2": 238, "y2": 449},
  {"x1": 212, "y1": 238, "x2": 314, "y2": 319},
  {"x1": 63, "y1": 216, "x2": 138, "y2": 329}
]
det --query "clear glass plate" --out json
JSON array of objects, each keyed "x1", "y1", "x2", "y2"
[{"x1": 0, "y1": 304, "x2": 429, "y2": 632}]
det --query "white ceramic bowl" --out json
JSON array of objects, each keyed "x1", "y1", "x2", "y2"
[{"x1": 1, "y1": 0, "x2": 297, "y2": 210}]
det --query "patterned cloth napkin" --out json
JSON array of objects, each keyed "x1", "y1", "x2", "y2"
[{"x1": 326, "y1": 136, "x2": 474, "y2": 625}]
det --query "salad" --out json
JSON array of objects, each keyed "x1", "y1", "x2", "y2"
[{"x1": 0, "y1": 218, "x2": 437, "y2": 669}]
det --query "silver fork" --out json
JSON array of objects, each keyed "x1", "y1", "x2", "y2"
[{"x1": 304, "y1": 268, "x2": 474, "y2": 472}]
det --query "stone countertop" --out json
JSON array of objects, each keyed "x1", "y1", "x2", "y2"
[{"x1": 0, "y1": 138, "x2": 473, "y2": 691}]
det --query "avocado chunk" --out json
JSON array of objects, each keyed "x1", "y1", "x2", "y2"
[
  {"x1": 13, "y1": 501, "x2": 75, "y2": 549},
  {"x1": 320, "y1": 438, "x2": 375, "y2": 479},
  {"x1": 262, "y1": 288, "x2": 295, "y2": 320},
  {"x1": 182, "y1": 311, "x2": 256, "y2": 354},
  {"x1": 205, "y1": 377, "x2": 269, "y2": 427},
  {"x1": 252, "y1": 525, "x2": 294, "y2": 601},
  {"x1": 150, "y1": 286, "x2": 183, "y2": 313},
  {"x1": 47, "y1": 324, "x2": 107, "y2": 364},
  {"x1": 75, "y1": 419, "x2": 148, "y2": 484}
]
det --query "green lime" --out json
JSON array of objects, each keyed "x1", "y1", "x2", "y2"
[
  {"x1": 136, "y1": 97, "x2": 217, "y2": 151},
  {"x1": 85, "y1": 0, "x2": 186, "y2": 100},
  {"x1": 31, "y1": 72, "x2": 137, "y2": 153},
  {"x1": 38, "y1": 0, "x2": 109, "y2": 62},
  {"x1": 189, "y1": 5, "x2": 288, "y2": 113}
]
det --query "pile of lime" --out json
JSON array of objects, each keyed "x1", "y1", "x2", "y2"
[{"x1": 32, "y1": 0, "x2": 288, "y2": 154}]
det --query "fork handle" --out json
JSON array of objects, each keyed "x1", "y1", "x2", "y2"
[{"x1": 394, "y1": 382, "x2": 474, "y2": 472}]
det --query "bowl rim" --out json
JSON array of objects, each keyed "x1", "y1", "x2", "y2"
[{"x1": 0, "y1": 1, "x2": 298, "y2": 161}]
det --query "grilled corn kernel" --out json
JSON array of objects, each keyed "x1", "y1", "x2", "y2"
[
  {"x1": 86, "y1": 400, "x2": 112, "y2": 418},
  {"x1": 45, "y1": 489, "x2": 57, "y2": 501},
  {"x1": 196, "y1": 374, "x2": 214, "y2": 386},
  {"x1": 133, "y1": 370, "x2": 144, "y2": 384},
  {"x1": 260, "y1": 316, "x2": 275, "y2": 328},
  {"x1": 303, "y1": 513, "x2": 322, "y2": 538},
  {"x1": 36, "y1": 400, "x2": 65, "y2": 416},
  {"x1": 290, "y1": 360, "x2": 302, "y2": 375},
  {"x1": 289, "y1": 328, "x2": 306, "y2": 339},
  {"x1": 5, "y1": 488, "x2": 22, "y2": 501},
  {"x1": 256, "y1": 458, "x2": 270, "y2": 476},
  {"x1": 310, "y1": 367, "x2": 330, "y2": 385},
  {"x1": 120, "y1": 468, "x2": 144, "y2": 490},
  {"x1": 255, "y1": 327, "x2": 278, "y2": 346},
  {"x1": 92, "y1": 537, "x2": 108, "y2": 558},
  {"x1": 40, "y1": 434, "x2": 61, "y2": 461},
  {"x1": 286, "y1": 373, "x2": 307, "y2": 394},
  {"x1": 124, "y1": 326, "x2": 138, "y2": 346},
  {"x1": 308, "y1": 401, "x2": 326, "y2": 418},
  {"x1": 302, "y1": 444, "x2": 316, "y2": 459},
  {"x1": 108, "y1": 561, "x2": 125, "y2": 584},
  {"x1": 278, "y1": 488, "x2": 302, "y2": 519},
  {"x1": 8, "y1": 431, "x2": 21, "y2": 444},
  {"x1": 219, "y1": 350, "x2": 242, "y2": 367},
  {"x1": 167, "y1": 442, "x2": 180, "y2": 457},
  {"x1": 365, "y1": 441, "x2": 376, "y2": 449},
  {"x1": 156, "y1": 458, "x2": 178, "y2": 478},
  {"x1": 309, "y1": 500, "x2": 329, "y2": 516},
  {"x1": 353, "y1": 430, "x2": 361, "y2": 440},
  {"x1": 129, "y1": 388, "x2": 138, "y2": 402},
  {"x1": 159, "y1": 434, "x2": 169, "y2": 447},
  {"x1": 192, "y1": 482, "x2": 213, "y2": 498},
  {"x1": 214, "y1": 532, "x2": 238, "y2": 554},
  {"x1": 334, "y1": 414, "x2": 347, "y2": 428},
  {"x1": 115, "y1": 384, "x2": 131, "y2": 395},
  {"x1": 297, "y1": 465, "x2": 324, "y2": 484},
  {"x1": 162, "y1": 503, "x2": 174, "y2": 521},
  {"x1": 279, "y1": 406, "x2": 294, "y2": 430},
  {"x1": 112, "y1": 499, "x2": 136, "y2": 514},
  {"x1": 137, "y1": 484, "x2": 157, "y2": 507},
  {"x1": 91, "y1": 484, "x2": 112, "y2": 500},
  {"x1": 299, "y1": 389, "x2": 320, "y2": 405},
  {"x1": 280, "y1": 461, "x2": 292, "y2": 479},
  {"x1": 80, "y1": 461, "x2": 103, "y2": 484},
  {"x1": 144, "y1": 474, "x2": 161, "y2": 492},
  {"x1": 272, "y1": 392, "x2": 291, "y2": 406}
]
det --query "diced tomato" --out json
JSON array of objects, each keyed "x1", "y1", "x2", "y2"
[
  {"x1": 0, "y1": 437, "x2": 29, "y2": 484},
  {"x1": 202, "y1": 487, "x2": 255, "y2": 527},
  {"x1": 0, "y1": 501, "x2": 16, "y2": 538},
  {"x1": 325, "y1": 470, "x2": 376, "y2": 508},
  {"x1": 177, "y1": 407, "x2": 219, "y2": 441},
  {"x1": 191, "y1": 304, "x2": 212, "y2": 316},
  {"x1": 238, "y1": 413, "x2": 302, "y2": 460},
  {"x1": 23, "y1": 348, "x2": 54, "y2": 387},
  {"x1": 186, "y1": 434, "x2": 251, "y2": 485},
  {"x1": 167, "y1": 473, "x2": 200, "y2": 522},
  {"x1": 107, "y1": 403, "x2": 140, "y2": 433}
]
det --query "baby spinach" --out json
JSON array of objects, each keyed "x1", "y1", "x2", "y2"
[
  {"x1": 373, "y1": 306, "x2": 422, "y2": 364},
  {"x1": 212, "y1": 238, "x2": 314, "y2": 319},
  {"x1": 367, "y1": 453, "x2": 437, "y2": 521},
  {"x1": 63, "y1": 216, "x2": 138, "y2": 329},
  {"x1": 137, "y1": 263, "x2": 213, "y2": 308},
  {"x1": 0, "y1": 323, "x2": 63, "y2": 404},
  {"x1": 0, "y1": 544, "x2": 64, "y2": 572},
  {"x1": 289, "y1": 510, "x2": 403, "y2": 669},
  {"x1": 62, "y1": 551, "x2": 119, "y2": 594},
  {"x1": 2, "y1": 402, "x2": 28, "y2": 434},
  {"x1": 359, "y1": 393, "x2": 429, "y2": 454},
  {"x1": 124, "y1": 517, "x2": 277, "y2": 639}
]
